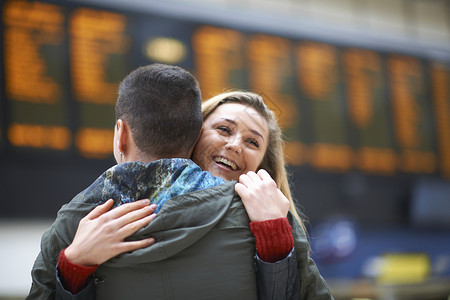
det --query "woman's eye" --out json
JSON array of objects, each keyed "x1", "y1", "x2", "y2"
[
  {"x1": 247, "y1": 139, "x2": 259, "y2": 148},
  {"x1": 217, "y1": 126, "x2": 231, "y2": 134}
]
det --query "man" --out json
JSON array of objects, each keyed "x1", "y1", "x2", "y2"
[{"x1": 27, "y1": 64, "x2": 330, "y2": 299}]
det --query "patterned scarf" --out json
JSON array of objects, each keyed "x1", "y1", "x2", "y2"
[{"x1": 98, "y1": 158, "x2": 225, "y2": 213}]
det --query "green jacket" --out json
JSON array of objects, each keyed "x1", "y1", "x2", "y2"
[{"x1": 28, "y1": 160, "x2": 333, "y2": 300}]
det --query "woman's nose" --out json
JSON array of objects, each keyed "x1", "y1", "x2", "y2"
[{"x1": 225, "y1": 140, "x2": 242, "y2": 154}]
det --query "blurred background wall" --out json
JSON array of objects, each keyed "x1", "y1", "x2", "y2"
[{"x1": 0, "y1": 0, "x2": 449, "y2": 299}]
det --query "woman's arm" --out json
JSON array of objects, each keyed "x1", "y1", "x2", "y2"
[
  {"x1": 235, "y1": 169, "x2": 294, "y2": 260},
  {"x1": 57, "y1": 199, "x2": 157, "y2": 295},
  {"x1": 235, "y1": 169, "x2": 300, "y2": 299},
  {"x1": 250, "y1": 218, "x2": 294, "y2": 262}
]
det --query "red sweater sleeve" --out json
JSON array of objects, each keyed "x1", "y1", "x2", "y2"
[
  {"x1": 57, "y1": 248, "x2": 98, "y2": 294},
  {"x1": 249, "y1": 217, "x2": 294, "y2": 263}
]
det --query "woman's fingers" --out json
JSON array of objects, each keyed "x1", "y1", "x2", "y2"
[
  {"x1": 116, "y1": 238, "x2": 156, "y2": 255},
  {"x1": 236, "y1": 169, "x2": 289, "y2": 222},
  {"x1": 257, "y1": 169, "x2": 273, "y2": 182},
  {"x1": 117, "y1": 213, "x2": 157, "y2": 238},
  {"x1": 114, "y1": 203, "x2": 157, "y2": 229},
  {"x1": 239, "y1": 170, "x2": 276, "y2": 191},
  {"x1": 86, "y1": 199, "x2": 155, "y2": 232},
  {"x1": 235, "y1": 182, "x2": 250, "y2": 199},
  {"x1": 85, "y1": 199, "x2": 115, "y2": 220},
  {"x1": 238, "y1": 172, "x2": 258, "y2": 187},
  {"x1": 246, "y1": 171, "x2": 261, "y2": 182},
  {"x1": 66, "y1": 199, "x2": 157, "y2": 266},
  {"x1": 105, "y1": 199, "x2": 151, "y2": 220}
]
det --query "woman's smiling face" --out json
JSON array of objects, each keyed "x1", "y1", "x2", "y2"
[{"x1": 192, "y1": 103, "x2": 269, "y2": 181}]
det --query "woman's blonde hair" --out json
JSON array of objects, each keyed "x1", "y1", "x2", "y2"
[{"x1": 202, "y1": 91, "x2": 306, "y2": 230}]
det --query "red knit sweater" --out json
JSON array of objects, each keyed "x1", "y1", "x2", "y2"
[{"x1": 58, "y1": 217, "x2": 294, "y2": 294}]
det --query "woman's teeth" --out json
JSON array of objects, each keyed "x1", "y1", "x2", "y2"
[{"x1": 214, "y1": 157, "x2": 237, "y2": 170}]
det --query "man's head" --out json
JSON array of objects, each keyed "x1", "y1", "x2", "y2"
[{"x1": 114, "y1": 64, "x2": 202, "y2": 162}]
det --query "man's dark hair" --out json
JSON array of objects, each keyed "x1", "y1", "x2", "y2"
[{"x1": 115, "y1": 64, "x2": 202, "y2": 158}]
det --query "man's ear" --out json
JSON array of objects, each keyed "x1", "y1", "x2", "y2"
[
  {"x1": 186, "y1": 126, "x2": 203, "y2": 158},
  {"x1": 116, "y1": 119, "x2": 128, "y2": 154}
]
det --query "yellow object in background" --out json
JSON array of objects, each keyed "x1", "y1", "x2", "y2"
[{"x1": 378, "y1": 253, "x2": 430, "y2": 284}]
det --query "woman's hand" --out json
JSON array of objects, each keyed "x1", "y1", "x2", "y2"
[
  {"x1": 65, "y1": 199, "x2": 157, "y2": 267},
  {"x1": 235, "y1": 169, "x2": 290, "y2": 222}
]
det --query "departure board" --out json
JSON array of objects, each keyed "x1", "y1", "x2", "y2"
[
  {"x1": 3, "y1": 1, "x2": 71, "y2": 151},
  {"x1": 342, "y1": 48, "x2": 395, "y2": 175},
  {"x1": 70, "y1": 7, "x2": 132, "y2": 159},
  {"x1": 296, "y1": 41, "x2": 352, "y2": 172},
  {"x1": 431, "y1": 63, "x2": 450, "y2": 178},
  {"x1": 247, "y1": 34, "x2": 301, "y2": 164},
  {"x1": 1, "y1": 0, "x2": 450, "y2": 182}
]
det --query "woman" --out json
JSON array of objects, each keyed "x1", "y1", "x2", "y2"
[
  {"x1": 58, "y1": 91, "x2": 330, "y2": 299},
  {"x1": 193, "y1": 91, "x2": 304, "y2": 226}
]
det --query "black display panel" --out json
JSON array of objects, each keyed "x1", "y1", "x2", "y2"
[{"x1": 1, "y1": 0, "x2": 449, "y2": 221}]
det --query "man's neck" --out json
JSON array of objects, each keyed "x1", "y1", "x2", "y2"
[{"x1": 129, "y1": 153, "x2": 189, "y2": 164}]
